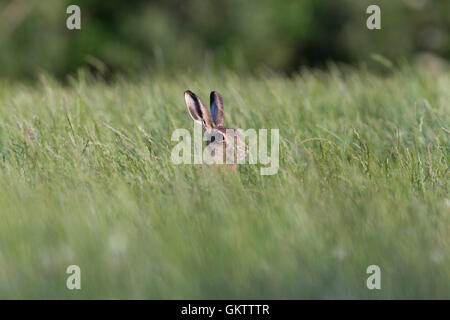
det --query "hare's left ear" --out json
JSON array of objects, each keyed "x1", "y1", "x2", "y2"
[
  {"x1": 210, "y1": 91, "x2": 225, "y2": 127},
  {"x1": 184, "y1": 90, "x2": 214, "y2": 130}
]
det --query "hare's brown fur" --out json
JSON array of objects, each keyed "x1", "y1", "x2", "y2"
[{"x1": 184, "y1": 90, "x2": 246, "y2": 172}]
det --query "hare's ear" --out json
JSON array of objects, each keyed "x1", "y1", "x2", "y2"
[
  {"x1": 210, "y1": 91, "x2": 225, "y2": 127},
  {"x1": 184, "y1": 90, "x2": 213, "y2": 129}
]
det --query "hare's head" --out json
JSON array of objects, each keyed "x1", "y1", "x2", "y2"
[{"x1": 184, "y1": 90, "x2": 247, "y2": 166}]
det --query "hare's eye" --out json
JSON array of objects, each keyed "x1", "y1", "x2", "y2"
[{"x1": 210, "y1": 132, "x2": 224, "y2": 143}]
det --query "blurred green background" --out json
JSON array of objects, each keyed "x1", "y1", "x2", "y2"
[{"x1": 0, "y1": 0, "x2": 449, "y2": 80}]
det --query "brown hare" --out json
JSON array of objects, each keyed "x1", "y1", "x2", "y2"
[{"x1": 184, "y1": 90, "x2": 247, "y2": 172}]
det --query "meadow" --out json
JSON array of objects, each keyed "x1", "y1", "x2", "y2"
[{"x1": 0, "y1": 65, "x2": 448, "y2": 299}]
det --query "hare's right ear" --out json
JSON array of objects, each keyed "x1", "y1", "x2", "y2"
[
  {"x1": 184, "y1": 90, "x2": 213, "y2": 129},
  {"x1": 210, "y1": 91, "x2": 225, "y2": 127}
]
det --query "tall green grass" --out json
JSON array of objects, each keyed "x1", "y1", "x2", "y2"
[{"x1": 0, "y1": 66, "x2": 448, "y2": 299}]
